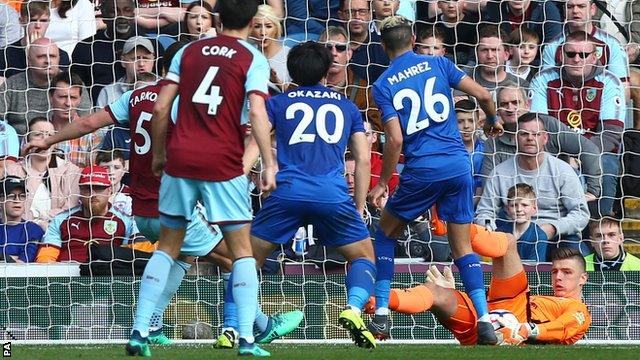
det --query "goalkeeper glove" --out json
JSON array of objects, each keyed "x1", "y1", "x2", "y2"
[{"x1": 496, "y1": 320, "x2": 539, "y2": 346}]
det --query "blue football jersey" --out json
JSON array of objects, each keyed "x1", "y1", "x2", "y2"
[
  {"x1": 372, "y1": 52, "x2": 470, "y2": 180},
  {"x1": 267, "y1": 84, "x2": 365, "y2": 203}
]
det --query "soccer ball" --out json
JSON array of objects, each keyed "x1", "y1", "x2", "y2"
[{"x1": 489, "y1": 309, "x2": 519, "y2": 345}]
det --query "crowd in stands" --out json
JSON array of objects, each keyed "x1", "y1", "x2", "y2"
[{"x1": 1, "y1": 0, "x2": 640, "y2": 271}]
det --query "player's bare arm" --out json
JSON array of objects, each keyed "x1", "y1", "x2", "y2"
[
  {"x1": 24, "y1": 111, "x2": 113, "y2": 154},
  {"x1": 151, "y1": 82, "x2": 179, "y2": 177},
  {"x1": 368, "y1": 117, "x2": 402, "y2": 209},
  {"x1": 456, "y1": 77, "x2": 504, "y2": 137},
  {"x1": 349, "y1": 131, "x2": 371, "y2": 215},
  {"x1": 248, "y1": 93, "x2": 277, "y2": 192}
]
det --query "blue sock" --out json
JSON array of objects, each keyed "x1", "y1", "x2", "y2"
[
  {"x1": 454, "y1": 253, "x2": 489, "y2": 319},
  {"x1": 222, "y1": 272, "x2": 239, "y2": 331},
  {"x1": 231, "y1": 257, "x2": 259, "y2": 342},
  {"x1": 150, "y1": 260, "x2": 190, "y2": 331},
  {"x1": 346, "y1": 258, "x2": 376, "y2": 312},
  {"x1": 133, "y1": 250, "x2": 174, "y2": 338},
  {"x1": 374, "y1": 229, "x2": 396, "y2": 314}
]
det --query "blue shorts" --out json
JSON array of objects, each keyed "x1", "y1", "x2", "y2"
[
  {"x1": 386, "y1": 169, "x2": 474, "y2": 224},
  {"x1": 135, "y1": 205, "x2": 224, "y2": 256},
  {"x1": 251, "y1": 196, "x2": 370, "y2": 248},
  {"x1": 159, "y1": 173, "x2": 252, "y2": 225}
]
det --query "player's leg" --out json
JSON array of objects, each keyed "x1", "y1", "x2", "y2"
[
  {"x1": 374, "y1": 210, "x2": 407, "y2": 317},
  {"x1": 126, "y1": 175, "x2": 196, "y2": 356},
  {"x1": 250, "y1": 196, "x2": 305, "y2": 344},
  {"x1": 438, "y1": 173, "x2": 496, "y2": 345}
]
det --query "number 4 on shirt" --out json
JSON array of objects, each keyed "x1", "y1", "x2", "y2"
[{"x1": 193, "y1": 66, "x2": 224, "y2": 115}]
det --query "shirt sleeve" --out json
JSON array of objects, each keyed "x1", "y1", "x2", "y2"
[
  {"x1": 75, "y1": 0, "x2": 97, "y2": 44},
  {"x1": 442, "y1": 57, "x2": 466, "y2": 87},
  {"x1": 166, "y1": 45, "x2": 186, "y2": 84},
  {"x1": 372, "y1": 81, "x2": 397, "y2": 123},
  {"x1": 1, "y1": 121, "x2": 20, "y2": 157},
  {"x1": 245, "y1": 52, "x2": 270, "y2": 97},
  {"x1": 529, "y1": 73, "x2": 550, "y2": 114},
  {"x1": 541, "y1": 41, "x2": 559, "y2": 70},
  {"x1": 536, "y1": 301, "x2": 591, "y2": 345},
  {"x1": 42, "y1": 214, "x2": 65, "y2": 248},
  {"x1": 105, "y1": 89, "x2": 133, "y2": 125},
  {"x1": 21, "y1": 223, "x2": 44, "y2": 263},
  {"x1": 599, "y1": 73, "x2": 626, "y2": 123},
  {"x1": 606, "y1": 38, "x2": 630, "y2": 81},
  {"x1": 170, "y1": 96, "x2": 179, "y2": 124}
]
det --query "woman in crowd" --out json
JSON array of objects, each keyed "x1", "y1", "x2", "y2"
[
  {"x1": 46, "y1": 0, "x2": 97, "y2": 55},
  {"x1": 250, "y1": 4, "x2": 290, "y2": 91}
]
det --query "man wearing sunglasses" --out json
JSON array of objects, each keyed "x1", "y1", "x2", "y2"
[{"x1": 530, "y1": 30, "x2": 626, "y2": 217}]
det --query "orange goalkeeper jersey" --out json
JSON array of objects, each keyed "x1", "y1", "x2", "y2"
[{"x1": 529, "y1": 295, "x2": 591, "y2": 345}]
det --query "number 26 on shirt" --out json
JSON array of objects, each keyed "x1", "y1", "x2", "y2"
[{"x1": 393, "y1": 76, "x2": 450, "y2": 135}]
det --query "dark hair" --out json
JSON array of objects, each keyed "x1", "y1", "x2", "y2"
[
  {"x1": 161, "y1": 41, "x2": 190, "y2": 76},
  {"x1": 517, "y1": 112, "x2": 546, "y2": 130},
  {"x1": 339, "y1": 0, "x2": 370, "y2": 11},
  {"x1": 26, "y1": 117, "x2": 50, "y2": 142},
  {"x1": 95, "y1": 149, "x2": 125, "y2": 165},
  {"x1": 21, "y1": 1, "x2": 50, "y2": 19},
  {"x1": 49, "y1": 71, "x2": 84, "y2": 96},
  {"x1": 58, "y1": 0, "x2": 78, "y2": 19},
  {"x1": 180, "y1": 1, "x2": 215, "y2": 42},
  {"x1": 550, "y1": 248, "x2": 586, "y2": 273},
  {"x1": 417, "y1": 26, "x2": 445, "y2": 43},
  {"x1": 454, "y1": 99, "x2": 476, "y2": 113},
  {"x1": 380, "y1": 16, "x2": 413, "y2": 53},
  {"x1": 564, "y1": 30, "x2": 599, "y2": 44},
  {"x1": 217, "y1": 0, "x2": 259, "y2": 30},
  {"x1": 287, "y1": 41, "x2": 332, "y2": 86},
  {"x1": 477, "y1": 24, "x2": 508, "y2": 43}
]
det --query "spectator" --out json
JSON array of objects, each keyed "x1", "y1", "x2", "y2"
[
  {"x1": 530, "y1": 31, "x2": 626, "y2": 216},
  {"x1": 96, "y1": 36, "x2": 157, "y2": 108},
  {"x1": 319, "y1": 26, "x2": 382, "y2": 149},
  {"x1": 585, "y1": 217, "x2": 640, "y2": 271},
  {"x1": 0, "y1": 3, "x2": 22, "y2": 49},
  {"x1": 0, "y1": 120, "x2": 20, "y2": 157},
  {"x1": 482, "y1": 86, "x2": 602, "y2": 199},
  {"x1": 338, "y1": 0, "x2": 389, "y2": 83},
  {"x1": 505, "y1": 27, "x2": 540, "y2": 82},
  {"x1": 0, "y1": 176, "x2": 44, "y2": 263},
  {"x1": 482, "y1": 0, "x2": 562, "y2": 49},
  {"x1": 476, "y1": 113, "x2": 590, "y2": 256},
  {"x1": 95, "y1": 150, "x2": 131, "y2": 217},
  {"x1": 4, "y1": 117, "x2": 80, "y2": 229},
  {"x1": 364, "y1": 122, "x2": 399, "y2": 195},
  {"x1": 46, "y1": 0, "x2": 98, "y2": 55},
  {"x1": 469, "y1": 25, "x2": 529, "y2": 96},
  {"x1": 594, "y1": 1, "x2": 640, "y2": 64},
  {"x1": 49, "y1": 72, "x2": 101, "y2": 168},
  {"x1": 371, "y1": 0, "x2": 400, "y2": 32},
  {"x1": 178, "y1": 1, "x2": 216, "y2": 42},
  {"x1": 495, "y1": 183, "x2": 548, "y2": 262},
  {"x1": 420, "y1": 0, "x2": 480, "y2": 66},
  {"x1": 414, "y1": 27, "x2": 446, "y2": 57},
  {"x1": 0, "y1": 37, "x2": 91, "y2": 136},
  {"x1": 35, "y1": 165, "x2": 138, "y2": 263},
  {"x1": 455, "y1": 99, "x2": 484, "y2": 196},
  {"x1": 72, "y1": 0, "x2": 158, "y2": 104},
  {"x1": 0, "y1": 1, "x2": 72, "y2": 80},
  {"x1": 250, "y1": 4, "x2": 291, "y2": 91},
  {"x1": 284, "y1": 0, "x2": 336, "y2": 42},
  {"x1": 134, "y1": 0, "x2": 184, "y2": 31},
  {"x1": 542, "y1": 0, "x2": 629, "y2": 84}
]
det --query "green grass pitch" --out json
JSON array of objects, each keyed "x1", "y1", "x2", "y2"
[{"x1": 9, "y1": 344, "x2": 640, "y2": 360}]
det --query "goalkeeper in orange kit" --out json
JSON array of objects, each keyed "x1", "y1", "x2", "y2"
[{"x1": 366, "y1": 225, "x2": 591, "y2": 345}]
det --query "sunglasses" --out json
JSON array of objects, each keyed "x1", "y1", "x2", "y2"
[
  {"x1": 325, "y1": 43, "x2": 348, "y2": 53},
  {"x1": 564, "y1": 51, "x2": 593, "y2": 59}
]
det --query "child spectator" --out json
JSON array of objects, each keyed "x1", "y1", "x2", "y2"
[
  {"x1": 415, "y1": 27, "x2": 446, "y2": 57},
  {"x1": 372, "y1": 0, "x2": 399, "y2": 32},
  {"x1": 0, "y1": 176, "x2": 44, "y2": 263},
  {"x1": 505, "y1": 27, "x2": 540, "y2": 82},
  {"x1": 455, "y1": 99, "x2": 484, "y2": 197},
  {"x1": 95, "y1": 150, "x2": 131, "y2": 217},
  {"x1": 496, "y1": 183, "x2": 548, "y2": 262}
]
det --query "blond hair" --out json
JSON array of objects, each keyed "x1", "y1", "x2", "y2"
[{"x1": 255, "y1": 4, "x2": 283, "y2": 39}]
